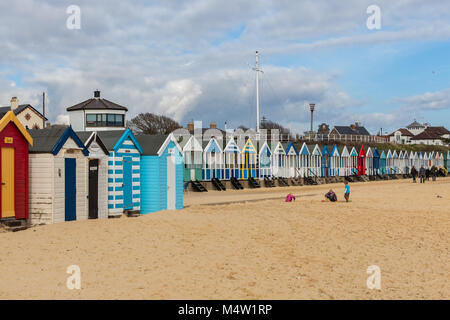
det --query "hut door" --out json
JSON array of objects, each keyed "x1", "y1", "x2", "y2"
[
  {"x1": 123, "y1": 156, "x2": 133, "y2": 210},
  {"x1": 167, "y1": 156, "x2": 176, "y2": 210},
  {"x1": 64, "y1": 158, "x2": 77, "y2": 221},
  {"x1": 1, "y1": 148, "x2": 15, "y2": 218},
  {"x1": 88, "y1": 159, "x2": 99, "y2": 219}
]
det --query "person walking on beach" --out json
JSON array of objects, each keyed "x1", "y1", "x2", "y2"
[
  {"x1": 419, "y1": 166, "x2": 426, "y2": 183},
  {"x1": 344, "y1": 181, "x2": 350, "y2": 202},
  {"x1": 431, "y1": 165, "x2": 437, "y2": 181},
  {"x1": 425, "y1": 168, "x2": 430, "y2": 181},
  {"x1": 411, "y1": 166, "x2": 418, "y2": 183}
]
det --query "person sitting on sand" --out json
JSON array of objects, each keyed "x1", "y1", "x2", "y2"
[
  {"x1": 344, "y1": 182, "x2": 350, "y2": 202},
  {"x1": 285, "y1": 193, "x2": 296, "y2": 202},
  {"x1": 325, "y1": 189, "x2": 337, "y2": 202}
]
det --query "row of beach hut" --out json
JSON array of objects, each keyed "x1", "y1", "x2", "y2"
[
  {"x1": 0, "y1": 111, "x2": 184, "y2": 224},
  {"x1": 179, "y1": 135, "x2": 449, "y2": 181}
]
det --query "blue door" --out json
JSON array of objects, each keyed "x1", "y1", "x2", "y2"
[
  {"x1": 123, "y1": 156, "x2": 133, "y2": 210},
  {"x1": 65, "y1": 158, "x2": 76, "y2": 221}
]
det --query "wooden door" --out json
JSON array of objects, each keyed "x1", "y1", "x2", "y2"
[
  {"x1": 167, "y1": 156, "x2": 176, "y2": 210},
  {"x1": 123, "y1": 156, "x2": 133, "y2": 210},
  {"x1": 1, "y1": 148, "x2": 15, "y2": 218},
  {"x1": 65, "y1": 158, "x2": 77, "y2": 221}
]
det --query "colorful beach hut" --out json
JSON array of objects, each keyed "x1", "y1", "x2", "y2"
[
  {"x1": 258, "y1": 141, "x2": 271, "y2": 179},
  {"x1": 379, "y1": 150, "x2": 386, "y2": 175},
  {"x1": 445, "y1": 151, "x2": 450, "y2": 170},
  {"x1": 329, "y1": 144, "x2": 340, "y2": 176},
  {"x1": 357, "y1": 145, "x2": 366, "y2": 176},
  {"x1": 386, "y1": 150, "x2": 393, "y2": 174},
  {"x1": 240, "y1": 138, "x2": 258, "y2": 179},
  {"x1": 28, "y1": 126, "x2": 89, "y2": 224},
  {"x1": 223, "y1": 137, "x2": 241, "y2": 179},
  {"x1": 321, "y1": 145, "x2": 331, "y2": 177},
  {"x1": 297, "y1": 143, "x2": 310, "y2": 178},
  {"x1": 307, "y1": 144, "x2": 322, "y2": 177},
  {"x1": 285, "y1": 142, "x2": 298, "y2": 178},
  {"x1": 372, "y1": 148, "x2": 380, "y2": 175},
  {"x1": 97, "y1": 129, "x2": 143, "y2": 217},
  {"x1": 180, "y1": 135, "x2": 203, "y2": 181},
  {"x1": 392, "y1": 150, "x2": 399, "y2": 173},
  {"x1": 0, "y1": 111, "x2": 33, "y2": 221},
  {"x1": 76, "y1": 131, "x2": 109, "y2": 220},
  {"x1": 350, "y1": 147, "x2": 358, "y2": 175},
  {"x1": 203, "y1": 137, "x2": 223, "y2": 180},
  {"x1": 137, "y1": 134, "x2": 184, "y2": 213},
  {"x1": 365, "y1": 147, "x2": 373, "y2": 176},
  {"x1": 271, "y1": 141, "x2": 286, "y2": 177},
  {"x1": 339, "y1": 146, "x2": 350, "y2": 176}
]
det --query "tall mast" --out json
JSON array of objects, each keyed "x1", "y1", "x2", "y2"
[{"x1": 253, "y1": 51, "x2": 263, "y2": 133}]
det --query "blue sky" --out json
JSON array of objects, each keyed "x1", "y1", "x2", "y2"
[{"x1": 0, "y1": 0, "x2": 449, "y2": 134}]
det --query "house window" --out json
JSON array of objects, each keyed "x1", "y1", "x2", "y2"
[{"x1": 86, "y1": 114, "x2": 124, "y2": 127}]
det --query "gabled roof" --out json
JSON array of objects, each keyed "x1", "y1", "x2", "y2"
[
  {"x1": 285, "y1": 142, "x2": 298, "y2": 155},
  {"x1": 373, "y1": 148, "x2": 380, "y2": 157},
  {"x1": 358, "y1": 145, "x2": 366, "y2": 156},
  {"x1": 411, "y1": 126, "x2": 450, "y2": 140},
  {"x1": 224, "y1": 137, "x2": 241, "y2": 153},
  {"x1": 321, "y1": 145, "x2": 331, "y2": 156},
  {"x1": 76, "y1": 131, "x2": 109, "y2": 155},
  {"x1": 331, "y1": 144, "x2": 340, "y2": 156},
  {"x1": 136, "y1": 133, "x2": 182, "y2": 156},
  {"x1": 180, "y1": 135, "x2": 203, "y2": 152},
  {"x1": 242, "y1": 138, "x2": 257, "y2": 154},
  {"x1": 340, "y1": 146, "x2": 350, "y2": 157},
  {"x1": 66, "y1": 96, "x2": 128, "y2": 111},
  {"x1": 406, "y1": 120, "x2": 424, "y2": 128},
  {"x1": 308, "y1": 144, "x2": 322, "y2": 156},
  {"x1": 333, "y1": 125, "x2": 371, "y2": 136},
  {"x1": 366, "y1": 147, "x2": 373, "y2": 157},
  {"x1": 0, "y1": 104, "x2": 47, "y2": 121},
  {"x1": 271, "y1": 141, "x2": 285, "y2": 154},
  {"x1": 203, "y1": 137, "x2": 223, "y2": 153},
  {"x1": 380, "y1": 150, "x2": 386, "y2": 158},
  {"x1": 29, "y1": 126, "x2": 88, "y2": 156},
  {"x1": 258, "y1": 141, "x2": 271, "y2": 156},
  {"x1": 96, "y1": 129, "x2": 143, "y2": 153},
  {"x1": 298, "y1": 142, "x2": 310, "y2": 155},
  {"x1": 350, "y1": 147, "x2": 358, "y2": 156},
  {"x1": 388, "y1": 128, "x2": 414, "y2": 137},
  {"x1": 0, "y1": 110, "x2": 33, "y2": 145}
]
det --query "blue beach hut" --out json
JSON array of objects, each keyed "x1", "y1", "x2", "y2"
[
  {"x1": 321, "y1": 145, "x2": 331, "y2": 177},
  {"x1": 373, "y1": 148, "x2": 380, "y2": 175},
  {"x1": 137, "y1": 134, "x2": 183, "y2": 213},
  {"x1": 97, "y1": 129, "x2": 143, "y2": 217}
]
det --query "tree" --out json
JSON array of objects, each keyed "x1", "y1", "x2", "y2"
[
  {"x1": 128, "y1": 113, "x2": 182, "y2": 135},
  {"x1": 260, "y1": 119, "x2": 291, "y2": 136}
]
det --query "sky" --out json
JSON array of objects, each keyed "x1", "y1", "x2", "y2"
[{"x1": 1, "y1": 0, "x2": 450, "y2": 135}]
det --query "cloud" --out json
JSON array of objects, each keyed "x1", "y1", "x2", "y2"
[
  {"x1": 396, "y1": 88, "x2": 450, "y2": 111},
  {"x1": 55, "y1": 114, "x2": 70, "y2": 125}
]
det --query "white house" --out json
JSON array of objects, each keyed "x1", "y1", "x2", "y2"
[
  {"x1": 406, "y1": 120, "x2": 426, "y2": 136},
  {"x1": 388, "y1": 128, "x2": 414, "y2": 144},
  {"x1": 66, "y1": 90, "x2": 127, "y2": 132}
]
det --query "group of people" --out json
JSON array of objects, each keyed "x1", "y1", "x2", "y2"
[
  {"x1": 410, "y1": 165, "x2": 439, "y2": 183},
  {"x1": 324, "y1": 182, "x2": 350, "y2": 203}
]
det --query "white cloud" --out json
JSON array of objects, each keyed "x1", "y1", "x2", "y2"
[
  {"x1": 55, "y1": 114, "x2": 70, "y2": 125},
  {"x1": 396, "y1": 88, "x2": 450, "y2": 111}
]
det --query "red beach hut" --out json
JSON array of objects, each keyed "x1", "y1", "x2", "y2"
[
  {"x1": 357, "y1": 145, "x2": 366, "y2": 176},
  {"x1": 0, "y1": 111, "x2": 33, "y2": 220}
]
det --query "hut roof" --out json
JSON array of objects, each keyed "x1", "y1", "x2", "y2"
[{"x1": 135, "y1": 135, "x2": 169, "y2": 156}]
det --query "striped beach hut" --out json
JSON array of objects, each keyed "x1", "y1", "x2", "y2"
[
  {"x1": 28, "y1": 126, "x2": 89, "y2": 224},
  {"x1": 297, "y1": 143, "x2": 309, "y2": 178},
  {"x1": 379, "y1": 150, "x2": 386, "y2": 175},
  {"x1": 203, "y1": 137, "x2": 223, "y2": 180},
  {"x1": 284, "y1": 141, "x2": 298, "y2": 178},
  {"x1": 321, "y1": 145, "x2": 331, "y2": 177},
  {"x1": 373, "y1": 148, "x2": 380, "y2": 175},
  {"x1": 392, "y1": 150, "x2": 399, "y2": 173},
  {"x1": 365, "y1": 147, "x2": 373, "y2": 176},
  {"x1": 349, "y1": 147, "x2": 358, "y2": 175},
  {"x1": 339, "y1": 146, "x2": 350, "y2": 176},
  {"x1": 258, "y1": 141, "x2": 272, "y2": 179},
  {"x1": 271, "y1": 141, "x2": 286, "y2": 178},
  {"x1": 329, "y1": 144, "x2": 340, "y2": 176},
  {"x1": 445, "y1": 151, "x2": 450, "y2": 170},
  {"x1": 308, "y1": 144, "x2": 322, "y2": 177},
  {"x1": 386, "y1": 150, "x2": 393, "y2": 174},
  {"x1": 0, "y1": 111, "x2": 33, "y2": 221},
  {"x1": 97, "y1": 129, "x2": 143, "y2": 216},
  {"x1": 137, "y1": 134, "x2": 183, "y2": 213},
  {"x1": 180, "y1": 135, "x2": 203, "y2": 182},
  {"x1": 357, "y1": 145, "x2": 366, "y2": 176},
  {"x1": 240, "y1": 138, "x2": 258, "y2": 179},
  {"x1": 76, "y1": 131, "x2": 109, "y2": 220},
  {"x1": 223, "y1": 137, "x2": 241, "y2": 179}
]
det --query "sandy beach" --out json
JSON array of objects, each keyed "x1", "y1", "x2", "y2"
[{"x1": 0, "y1": 177, "x2": 449, "y2": 299}]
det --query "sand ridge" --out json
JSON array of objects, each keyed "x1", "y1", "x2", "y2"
[{"x1": 0, "y1": 178, "x2": 449, "y2": 299}]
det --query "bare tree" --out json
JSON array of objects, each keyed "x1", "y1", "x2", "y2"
[
  {"x1": 128, "y1": 113, "x2": 182, "y2": 135},
  {"x1": 260, "y1": 119, "x2": 291, "y2": 136}
]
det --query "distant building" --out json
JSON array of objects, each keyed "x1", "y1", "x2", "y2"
[
  {"x1": 406, "y1": 120, "x2": 426, "y2": 136},
  {"x1": 388, "y1": 128, "x2": 414, "y2": 144},
  {"x1": 329, "y1": 122, "x2": 371, "y2": 138},
  {"x1": 0, "y1": 97, "x2": 47, "y2": 129},
  {"x1": 317, "y1": 123, "x2": 330, "y2": 135},
  {"x1": 66, "y1": 90, "x2": 127, "y2": 132},
  {"x1": 410, "y1": 126, "x2": 450, "y2": 145}
]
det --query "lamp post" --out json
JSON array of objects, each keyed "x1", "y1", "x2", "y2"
[{"x1": 309, "y1": 103, "x2": 315, "y2": 136}]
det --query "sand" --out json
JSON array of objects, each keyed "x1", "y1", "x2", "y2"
[{"x1": 0, "y1": 178, "x2": 449, "y2": 299}]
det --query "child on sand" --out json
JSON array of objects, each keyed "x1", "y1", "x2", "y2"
[
  {"x1": 285, "y1": 193, "x2": 296, "y2": 202},
  {"x1": 344, "y1": 181, "x2": 350, "y2": 202},
  {"x1": 324, "y1": 189, "x2": 337, "y2": 202}
]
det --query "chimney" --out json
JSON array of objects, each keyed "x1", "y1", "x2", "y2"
[
  {"x1": 187, "y1": 121, "x2": 194, "y2": 132},
  {"x1": 10, "y1": 97, "x2": 19, "y2": 110},
  {"x1": 94, "y1": 90, "x2": 100, "y2": 98},
  {"x1": 210, "y1": 122, "x2": 217, "y2": 129}
]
